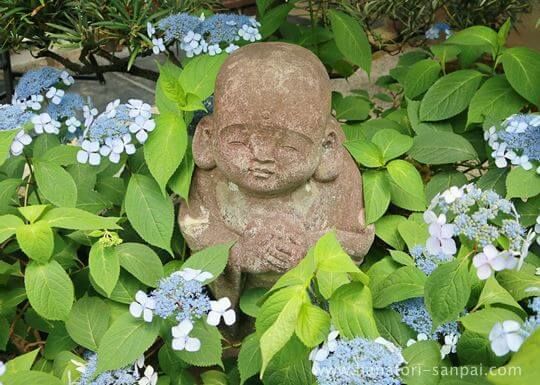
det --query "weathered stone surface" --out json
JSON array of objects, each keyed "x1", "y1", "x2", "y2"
[{"x1": 179, "y1": 42, "x2": 374, "y2": 303}]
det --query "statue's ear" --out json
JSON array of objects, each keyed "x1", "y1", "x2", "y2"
[
  {"x1": 313, "y1": 118, "x2": 344, "y2": 182},
  {"x1": 192, "y1": 116, "x2": 217, "y2": 170}
]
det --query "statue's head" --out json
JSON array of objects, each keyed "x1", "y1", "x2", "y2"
[{"x1": 193, "y1": 42, "x2": 344, "y2": 195}]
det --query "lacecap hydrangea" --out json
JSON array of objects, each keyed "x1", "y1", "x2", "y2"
[
  {"x1": 485, "y1": 113, "x2": 540, "y2": 174},
  {"x1": 147, "y1": 12, "x2": 261, "y2": 58},
  {"x1": 129, "y1": 268, "x2": 236, "y2": 353},
  {"x1": 0, "y1": 104, "x2": 33, "y2": 156},
  {"x1": 74, "y1": 353, "x2": 157, "y2": 385}
]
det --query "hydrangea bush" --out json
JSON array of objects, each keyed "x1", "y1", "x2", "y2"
[{"x1": 1, "y1": 8, "x2": 540, "y2": 385}]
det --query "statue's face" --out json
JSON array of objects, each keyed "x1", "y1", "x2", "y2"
[{"x1": 214, "y1": 123, "x2": 321, "y2": 194}]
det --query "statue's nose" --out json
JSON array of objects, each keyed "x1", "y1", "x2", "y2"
[{"x1": 249, "y1": 136, "x2": 275, "y2": 163}]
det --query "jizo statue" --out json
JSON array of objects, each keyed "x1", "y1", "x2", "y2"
[{"x1": 179, "y1": 42, "x2": 375, "y2": 304}]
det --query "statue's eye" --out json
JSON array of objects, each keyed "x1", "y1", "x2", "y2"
[
  {"x1": 281, "y1": 145, "x2": 298, "y2": 152},
  {"x1": 229, "y1": 141, "x2": 246, "y2": 146}
]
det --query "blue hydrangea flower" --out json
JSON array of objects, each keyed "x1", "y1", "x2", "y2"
[
  {"x1": 315, "y1": 337, "x2": 404, "y2": 385},
  {"x1": 530, "y1": 297, "x2": 540, "y2": 315},
  {"x1": 47, "y1": 92, "x2": 85, "y2": 120},
  {"x1": 425, "y1": 22, "x2": 452, "y2": 40},
  {"x1": 14, "y1": 67, "x2": 64, "y2": 100},
  {"x1": 78, "y1": 353, "x2": 141, "y2": 385},
  {"x1": 410, "y1": 244, "x2": 452, "y2": 275},
  {"x1": 392, "y1": 297, "x2": 460, "y2": 340},
  {"x1": 157, "y1": 12, "x2": 202, "y2": 44},
  {"x1": 0, "y1": 104, "x2": 33, "y2": 131}
]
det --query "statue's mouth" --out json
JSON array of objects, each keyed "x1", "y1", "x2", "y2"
[{"x1": 248, "y1": 167, "x2": 275, "y2": 179}]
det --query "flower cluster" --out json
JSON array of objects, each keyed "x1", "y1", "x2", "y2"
[
  {"x1": 392, "y1": 297, "x2": 460, "y2": 357},
  {"x1": 425, "y1": 184, "x2": 529, "y2": 280},
  {"x1": 75, "y1": 354, "x2": 156, "y2": 385},
  {"x1": 13, "y1": 66, "x2": 74, "y2": 102},
  {"x1": 76, "y1": 99, "x2": 154, "y2": 166},
  {"x1": 485, "y1": 114, "x2": 540, "y2": 173},
  {"x1": 147, "y1": 12, "x2": 261, "y2": 58},
  {"x1": 425, "y1": 22, "x2": 452, "y2": 40},
  {"x1": 410, "y1": 244, "x2": 453, "y2": 275},
  {"x1": 0, "y1": 104, "x2": 33, "y2": 156},
  {"x1": 310, "y1": 332, "x2": 405, "y2": 385},
  {"x1": 129, "y1": 268, "x2": 236, "y2": 353}
]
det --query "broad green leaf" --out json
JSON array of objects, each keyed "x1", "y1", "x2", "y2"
[
  {"x1": 315, "y1": 232, "x2": 365, "y2": 278},
  {"x1": 328, "y1": 10, "x2": 371, "y2": 74},
  {"x1": 333, "y1": 95, "x2": 371, "y2": 121},
  {"x1": 425, "y1": 258, "x2": 471, "y2": 329},
  {"x1": 262, "y1": 337, "x2": 313, "y2": 385},
  {"x1": 397, "y1": 220, "x2": 428, "y2": 251},
  {"x1": 0, "y1": 178, "x2": 21, "y2": 212},
  {"x1": 1, "y1": 371, "x2": 63, "y2": 385},
  {"x1": 506, "y1": 167, "x2": 540, "y2": 199},
  {"x1": 238, "y1": 333, "x2": 262, "y2": 385},
  {"x1": 457, "y1": 331, "x2": 505, "y2": 367},
  {"x1": 40, "y1": 207, "x2": 120, "y2": 230},
  {"x1": 497, "y1": 268, "x2": 540, "y2": 300},
  {"x1": 497, "y1": 19, "x2": 512, "y2": 48},
  {"x1": 179, "y1": 54, "x2": 227, "y2": 100},
  {"x1": 374, "y1": 308, "x2": 416, "y2": 347},
  {"x1": 295, "y1": 303, "x2": 331, "y2": 347},
  {"x1": 125, "y1": 174, "x2": 174, "y2": 254},
  {"x1": 460, "y1": 307, "x2": 523, "y2": 336},
  {"x1": 239, "y1": 288, "x2": 267, "y2": 318},
  {"x1": 476, "y1": 276, "x2": 521, "y2": 310},
  {"x1": 38, "y1": 145, "x2": 79, "y2": 166},
  {"x1": 25, "y1": 260, "x2": 74, "y2": 320},
  {"x1": 430, "y1": 44, "x2": 461, "y2": 66},
  {"x1": 156, "y1": 61, "x2": 184, "y2": 111},
  {"x1": 181, "y1": 242, "x2": 234, "y2": 284},
  {"x1": 386, "y1": 160, "x2": 426, "y2": 211},
  {"x1": 270, "y1": 250, "x2": 317, "y2": 294},
  {"x1": 259, "y1": 3, "x2": 294, "y2": 38},
  {"x1": 0, "y1": 130, "x2": 19, "y2": 167},
  {"x1": 174, "y1": 321, "x2": 223, "y2": 368},
  {"x1": 488, "y1": 329, "x2": 540, "y2": 385},
  {"x1": 89, "y1": 242, "x2": 120, "y2": 297},
  {"x1": 402, "y1": 341, "x2": 441, "y2": 385},
  {"x1": 96, "y1": 313, "x2": 160, "y2": 374},
  {"x1": 426, "y1": 171, "x2": 468, "y2": 202},
  {"x1": 17, "y1": 205, "x2": 48, "y2": 223},
  {"x1": 467, "y1": 76, "x2": 526, "y2": 126},
  {"x1": 34, "y1": 161, "x2": 77, "y2": 207},
  {"x1": 343, "y1": 140, "x2": 384, "y2": 167},
  {"x1": 447, "y1": 26, "x2": 498, "y2": 56},
  {"x1": 256, "y1": 0, "x2": 275, "y2": 16},
  {"x1": 316, "y1": 270, "x2": 350, "y2": 300},
  {"x1": 4, "y1": 349, "x2": 39, "y2": 373},
  {"x1": 145, "y1": 109, "x2": 187, "y2": 193},
  {"x1": 104, "y1": 271, "x2": 143, "y2": 305},
  {"x1": 329, "y1": 282, "x2": 378, "y2": 338},
  {"x1": 371, "y1": 129, "x2": 413, "y2": 163},
  {"x1": 16, "y1": 222, "x2": 54, "y2": 263},
  {"x1": 65, "y1": 296, "x2": 110, "y2": 350},
  {"x1": 477, "y1": 167, "x2": 507, "y2": 196},
  {"x1": 116, "y1": 243, "x2": 164, "y2": 287},
  {"x1": 389, "y1": 250, "x2": 415, "y2": 267},
  {"x1": 372, "y1": 266, "x2": 426, "y2": 308},
  {"x1": 501, "y1": 47, "x2": 540, "y2": 106},
  {"x1": 404, "y1": 59, "x2": 441, "y2": 99},
  {"x1": 362, "y1": 170, "x2": 391, "y2": 224},
  {"x1": 0, "y1": 214, "x2": 24, "y2": 243},
  {"x1": 168, "y1": 144, "x2": 195, "y2": 201},
  {"x1": 409, "y1": 131, "x2": 477, "y2": 164},
  {"x1": 419, "y1": 70, "x2": 483, "y2": 121},
  {"x1": 256, "y1": 285, "x2": 306, "y2": 335},
  {"x1": 375, "y1": 215, "x2": 406, "y2": 250}
]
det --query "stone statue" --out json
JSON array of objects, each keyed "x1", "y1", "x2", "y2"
[{"x1": 179, "y1": 42, "x2": 374, "y2": 304}]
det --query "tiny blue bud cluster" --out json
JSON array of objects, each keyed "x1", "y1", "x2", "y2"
[
  {"x1": 425, "y1": 22, "x2": 452, "y2": 40},
  {"x1": 485, "y1": 114, "x2": 540, "y2": 173},
  {"x1": 13, "y1": 67, "x2": 64, "y2": 100},
  {"x1": 315, "y1": 337, "x2": 404, "y2": 385},
  {"x1": 0, "y1": 104, "x2": 33, "y2": 132},
  {"x1": 77, "y1": 353, "x2": 140, "y2": 385},
  {"x1": 410, "y1": 244, "x2": 452, "y2": 275}
]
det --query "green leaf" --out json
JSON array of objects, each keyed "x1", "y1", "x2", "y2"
[
  {"x1": 488, "y1": 329, "x2": 540, "y2": 385},
  {"x1": 329, "y1": 282, "x2": 378, "y2": 338},
  {"x1": 501, "y1": 47, "x2": 540, "y2": 106},
  {"x1": 315, "y1": 232, "x2": 364, "y2": 276},
  {"x1": 371, "y1": 129, "x2": 413, "y2": 163},
  {"x1": 259, "y1": 3, "x2": 295, "y2": 38},
  {"x1": 17, "y1": 205, "x2": 48, "y2": 223},
  {"x1": 1, "y1": 371, "x2": 63, "y2": 385},
  {"x1": 374, "y1": 308, "x2": 416, "y2": 347},
  {"x1": 65, "y1": 296, "x2": 110, "y2": 350},
  {"x1": 89, "y1": 242, "x2": 120, "y2": 297},
  {"x1": 15, "y1": 221, "x2": 54, "y2": 263},
  {"x1": 333, "y1": 95, "x2": 371, "y2": 121},
  {"x1": 240, "y1": 287, "x2": 267, "y2": 318},
  {"x1": 145, "y1": 109, "x2": 187, "y2": 193},
  {"x1": 96, "y1": 312, "x2": 160, "y2": 374},
  {"x1": 256, "y1": 285, "x2": 305, "y2": 334},
  {"x1": 426, "y1": 171, "x2": 468, "y2": 202},
  {"x1": 506, "y1": 167, "x2": 540, "y2": 199},
  {"x1": 25, "y1": 260, "x2": 74, "y2": 321},
  {"x1": 262, "y1": 337, "x2": 313, "y2": 385},
  {"x1": 179, "y1": 54, "x2": 227, "y2": 100},
  {"x1": 375, "y1": 215, "x2": 406, "y2": 250},
  {"x1": 447, "y1": 26, "x2": 498, "y2": 56},
  {"x1": 362, "y1": 170, "x2": 391, "y2": 224},
  {"x1": 116, "y1": 243, "x2": 164, "y2": 287},
  {"x1": 389, "y1": 250, "x2": 415, "y2": 267},
  {"x1": 4, "y1": 349, "x2": 39, "y2": 373},
  {"x1": 477, "y1": 167, "x2": 507, "y2": 196},
  {"x1": 238, "y1": 333, "x2": 262, "y2": 385},
  {"x1": 34, "y1": 161, "x2": 77, "y2": 207},
  {"x1": 467, "y1": 76, "x2": 527, "y2": 126},
  {"x1": 174, "y1": 321, "x2": 223, "y2": 368},
  {"x1": 316, "y1": 270, "x2": 349, "y2": 299},
  {"x1": 181, "y1": 242, "x2": 233, "y2": 284},
  {"x1": 397, "y1": 219, "x2": 428, "y2": 251},
  {"x1": 372, "y1": 266, "x2": 426, "y2": 308},
  {"x1": 457, "y1": 331, "x2": 505, "y2": 367},
  {"x1": 386, "y1": 160, "x2": 426, "y2": 211},
  {"x1": 40, "y1": 207, "x2": 120, "y2": 230},
  {"x1": 328, "y1": 10, "x2": 371, "y2": 74},
  {"x1": 460, "y1": 307, "x2": 523, "y2": 336},
  {"x1": 295, "y1": 303, "x2": 330, "y2": 347},
  {"x1": 168, "y1": 145, "x2": 195, "y2": 201},
  {"x1": 125, "y1": 174, "x2": 174, "y2": 254},
  {"x1": 425, "y1": 258, "x2": 471, "y2": 329},
  {"x1": 476, "y1": 276, "x2": 521, "y2": 310},
  {"x1": 37, "y1": 145, "x2": 79, "y2": 166},
  {"x1": 0, "y1": 130, "x2": 19, "y2": 167},
  {"x1": 497, "y1": 268, "x2": 540, "y2": 300},
  {"x1": 402, "y1": 341, "x2": 441, "y2": 385},
  {"x1": 343, "y1": 140, "x2": 384, "y2": 167},
  {"x1": 0, "y1": 178, "x2": 21, "y2": 213},
  {"x1": 419, "y1": 70, "x2": 483, "y2": 121},
  {"x1": 404, "y1": 59, "x2": 441, "y2": 99},
  {"x1": 0, "y1": 214, "x2": 24, "y2": 243},
  {"x1": 409, "y1": 131, "x2": 477, "y2": 164},
  {"x1": 156, "y1": 61, "x2": 184, "y2": 111}
]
